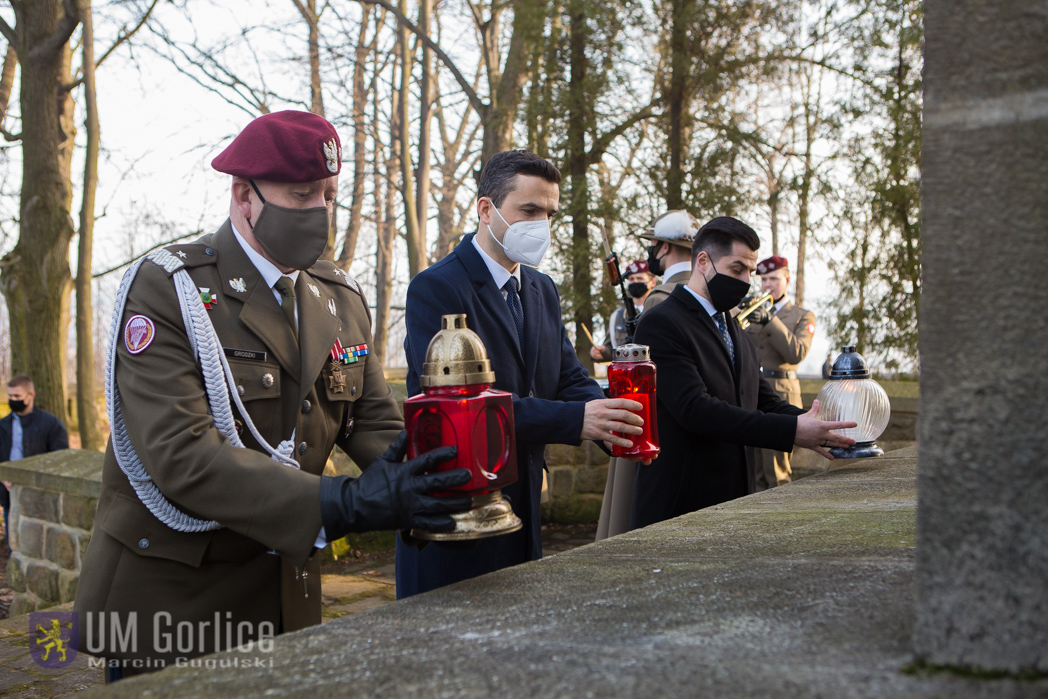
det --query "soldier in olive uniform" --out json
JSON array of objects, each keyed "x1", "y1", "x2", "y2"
[
  {"x1": 75, "y1": 112, "x2": 469, "y2": 678},
  {"x1": 595, "y1": 212, "x2": 697, "y2": 541},
  {"x1": 589, "y1": 260, "x2": 656, "y2": 363},
  {"x1": 744, "y1": 255, "x2": 816, "y2": 489},
  {"x1": 639, "y1": 210, "x2": 697, "y2": 311}
]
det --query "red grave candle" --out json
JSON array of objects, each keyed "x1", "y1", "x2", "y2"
[{"x1": 607, "y1": 343, "x2": 660, "y2": 459}]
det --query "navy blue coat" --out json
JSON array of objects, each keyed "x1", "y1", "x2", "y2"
[
  {"x1": 0, "y1": 408, "x2": 68, "y2": 463},
  {"x1": 396, "y1": 234, "x2": 604, "y2": 598}
]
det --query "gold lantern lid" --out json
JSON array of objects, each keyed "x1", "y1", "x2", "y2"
[{"x1": 420, "y1": 314, "x2": 497, "y2": 387}]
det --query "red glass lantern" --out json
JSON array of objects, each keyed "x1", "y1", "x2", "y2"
[
  {"x1": 403, "y1": 314, "x2": 521, "y2": 541},
  {"x1": 607, "y1": 343, "x2": 660, "y2": 459}
]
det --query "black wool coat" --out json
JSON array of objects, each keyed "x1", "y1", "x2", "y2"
[{"x1": 630, "y1": 284, "x2": 804, "y2": 530}]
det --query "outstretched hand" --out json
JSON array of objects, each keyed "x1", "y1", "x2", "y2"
[{"x1": 794, "y1": 399, "x2": 858, "y2": 460}]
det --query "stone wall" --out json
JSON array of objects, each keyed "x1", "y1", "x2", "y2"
[
  {"x1": 541, "y1": 442, "x2": 609, "y2": 524},
  {"x1": 0, "y1": 450, "x2": 103, "y2": 616}
]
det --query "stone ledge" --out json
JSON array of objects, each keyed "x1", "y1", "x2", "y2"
[
  {"x1": 92, "y1": 447, "x2": 1046, "y2": 697},
  {"x1": 0, "y1": 450, "x2": 104, "y2": 498}
]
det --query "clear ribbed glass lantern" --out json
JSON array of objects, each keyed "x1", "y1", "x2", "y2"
[{"x1": 815, "y1": 345, "x2": 891, "y2": 458}]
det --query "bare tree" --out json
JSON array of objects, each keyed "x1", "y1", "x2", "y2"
[
  {"x1": 335, "y1": 3, "x2": 383, "y2": 270},
  {"x1": 75, "y1": 0, "x2": 103, "y2": 450},
  {"x1": 396, "y1": 0, "x2": 424, "y2": 277},
  {"x1": 0, "y1": 0, "x2": 81, "y2": 425}
]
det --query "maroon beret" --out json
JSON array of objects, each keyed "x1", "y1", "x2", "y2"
[
  {"x1": 625, "y1": 260, "x2": 650, "y2": 276},
  {"x1": 757, "y1": 255, "x2": 788, "y2": 275},
  {"x1": 211, "y1": 110, "x2": 341, "y2": 183}
]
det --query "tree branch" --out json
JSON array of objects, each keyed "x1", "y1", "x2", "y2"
[
  {"x1": 0, "y1": 19, "x2": 16, "y2": 48},
  {"x1": 355, "y1": 0, "x2": 486, "y2": 116},
  {"x1": 66, "y1": 0, "x2": 160, "y2": 90},
  {"x1": 92, "y1": 231, "x2": 204, "y2": 278},
  {"x1": 586, "y1": 100, "x2": 660, "y2": 166},
  {"x1": 30, "y1": 0, "x2": 80, "y2": 62},
  {"x1": 0, "y1": 126, "x2": 21, "y2": 142}
]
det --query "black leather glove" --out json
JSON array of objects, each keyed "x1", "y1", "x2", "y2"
[
  {"x1": 749, "y1": 306, "x2": 773, "y2": 326},
  {"x1": 320, "y1": 431, "x2": 472, "y2": 541}
]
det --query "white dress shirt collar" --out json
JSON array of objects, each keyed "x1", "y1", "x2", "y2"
[
  {"x1": 472, "y1": 232, "x2": 522, "y2": 291},
  {"x1": 663, "y1": 260, "x2": 691, "y2": 281},
  {"x1": 683, "y1": 283, "x2": 719, "y2": 317},
  {"x1": 773, "y1": 295, "x2": 790, "y2": 313},
  {"x1": 231, "y1": 222, "x2": 300, "y2": 291}
]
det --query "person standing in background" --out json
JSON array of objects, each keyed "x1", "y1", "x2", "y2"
[
  {"x1": 743, "y1": 256, "x2": 816, "y2": 490},
  {"x1": 639, "y1": 210, "x2": 697, "y2": 312},
  {"x1": 0, "y1": 376, "x2": 69, "y2": 553},
  {"x1": 589, "y1": 260, "x2": 656, "y2": 363}
]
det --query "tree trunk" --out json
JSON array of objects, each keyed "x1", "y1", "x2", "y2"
[
  {"x1": 373, "y1": 63, "x2": 399, "y2": 364},
  {"x1": 795, "y1": 79, "x2": 816, "y2": 308},
  {"x1": 566, "y1": 0, "x2": 593, "y2": 372},
  {"x1": 665, "y1": 0, "x2": 692, "y2": 210},
  {"x1": 416, "y1": 0, "x2": 432, "y2": 242},
  {"x1": 478, "y1": 0, "x2": 546, "y2": 167},
  {"x1": 76, "y1": 0, "x2": 103, "y2": 450},
  {"x1": 398, "y1": 0, "x2": 424, "y2": 278},
  {"x1": 0, "y1": 2, "x2": 79, "y2": 426},
  {"x1": 337, "y1": 5, "x2": 375, "y2": 271},
  {"x1": 303, "y1": 0, "x2": 324, "y2": 116},
  {"x1": 0, "y1": 45, "x2": 16, "y2": 124}
]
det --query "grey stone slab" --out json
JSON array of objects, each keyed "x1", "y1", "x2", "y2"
[
  {"x1": 0, "y1": 450, "x2": 104, "y2": 498},
  {"x1": 89, "y1": 455, "x2": 1048, "y2": 697}
]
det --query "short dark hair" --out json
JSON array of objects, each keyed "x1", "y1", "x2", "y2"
[
  {"x1": 477, "y1": 150, "x2": 562, "y2": 207},
  {"x1": 691, "y1": 216, "x2": 761, "y2": 264},
  {"x1": 8, "y1": 375, "x2": 33, "y2": 390}
]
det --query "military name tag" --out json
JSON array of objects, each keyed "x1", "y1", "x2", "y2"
[{"x1": 224, "y1": 348, "x2": 267, "y2": 362}]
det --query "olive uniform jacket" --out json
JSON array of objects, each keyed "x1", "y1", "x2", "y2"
[
  {"x1": 642, "y1": 269, "x2": 690, "y2": 311},
  {"x1": 743, "y1": 300, "x2": 815, "y2": 407},
  {"x1": 75, "y1": 222, "x2": 402, "y2": 666}
]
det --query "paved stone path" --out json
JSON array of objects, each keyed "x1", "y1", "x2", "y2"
[{"x1": 0, "y1": 523, "x2": 596, "y2": 696}]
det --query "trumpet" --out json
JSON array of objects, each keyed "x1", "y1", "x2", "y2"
[{"x1": 733, "y1": 291, "x2": 773, "y2": 330}]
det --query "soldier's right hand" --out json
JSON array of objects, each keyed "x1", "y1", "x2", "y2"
[
  {"x1": 319, "y1": 431, "x2": 472, "y2": 540},
  {"x1": 749, "y1": 306, "x2": 773, "y2": 325}
]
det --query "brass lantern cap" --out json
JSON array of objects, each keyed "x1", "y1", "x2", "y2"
[{"x1": 420, "y1": 314, "x2": 497, "y2": 387}]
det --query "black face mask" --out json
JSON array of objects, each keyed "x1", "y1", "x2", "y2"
[
  {"x1": 8, "y1": 399, "x2": 26, "y2": 414},
  {"x1": 704, "y1": 259, "x2": 752, "y2": 313},
  {"x1": 628, "y1": 282, "x2": 650, "y2": 299},
  {"x1": 248, "y1": 180, "x2": 330, "y2": 270},
  {"x1": 646, "y1": 243, "x2": 666, "y2": 277}
]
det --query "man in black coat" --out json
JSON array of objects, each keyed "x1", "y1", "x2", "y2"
[
  {"x1": 1, "y1": 375, "x2": 69, "y2": 551},
  {"x1": 630, "y1": 217, "x2": 856, "y2": 530},
  {"x1": 398, "y1": 149, "x2": 645, "y2": 597}
]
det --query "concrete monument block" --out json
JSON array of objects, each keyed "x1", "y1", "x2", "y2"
[{"x1": 916, "y1": 0, "x2": 1048, "y2": 672}]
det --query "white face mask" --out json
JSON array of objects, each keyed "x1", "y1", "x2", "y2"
[{"x1": 487, "y1": 204, "x2": 551, "y2": 268}]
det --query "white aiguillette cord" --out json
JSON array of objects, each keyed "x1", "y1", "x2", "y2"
[{"x1": 107, "y1": 249, "x2": 299, "y2": 533}]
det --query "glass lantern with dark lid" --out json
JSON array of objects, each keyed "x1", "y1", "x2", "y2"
[
  {"x1": 815, "y1": 345, "x2": 891, "y2": 458},
  {"x1": 403, "y1": 314, "x2": 522, "y2": 541}
]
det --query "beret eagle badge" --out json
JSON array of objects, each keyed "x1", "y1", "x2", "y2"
[{"x1": 323, "y1": 139, "x2": 340, "y2": 174}]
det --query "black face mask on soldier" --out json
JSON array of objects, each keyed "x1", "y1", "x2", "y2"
[
  {"x1": 703, "y1": 258, "x2": 752, "y2": 313},
  {"x1": 8, "y1": 399, "x2": 26, "y2": 414},
  {"x1": 646, "y1": 243, "x2": 667, "y2": 277},
  {"x1": 628, "y1": 282, "x2": 650, "y2": 299},
  {"x1": 247, "y1": 180, "x2": 330, "y2": 270}
]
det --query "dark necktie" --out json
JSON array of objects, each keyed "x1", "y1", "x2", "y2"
[
  {"x1": 715, "y1": 312, "x2": 735, "y2": 365},
  {"x1": 504, "y1": 276, "x2": 525, "y2": 351},
  {"x1": 274, "y1": 276, "x2": 298, "y2": 341}
]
